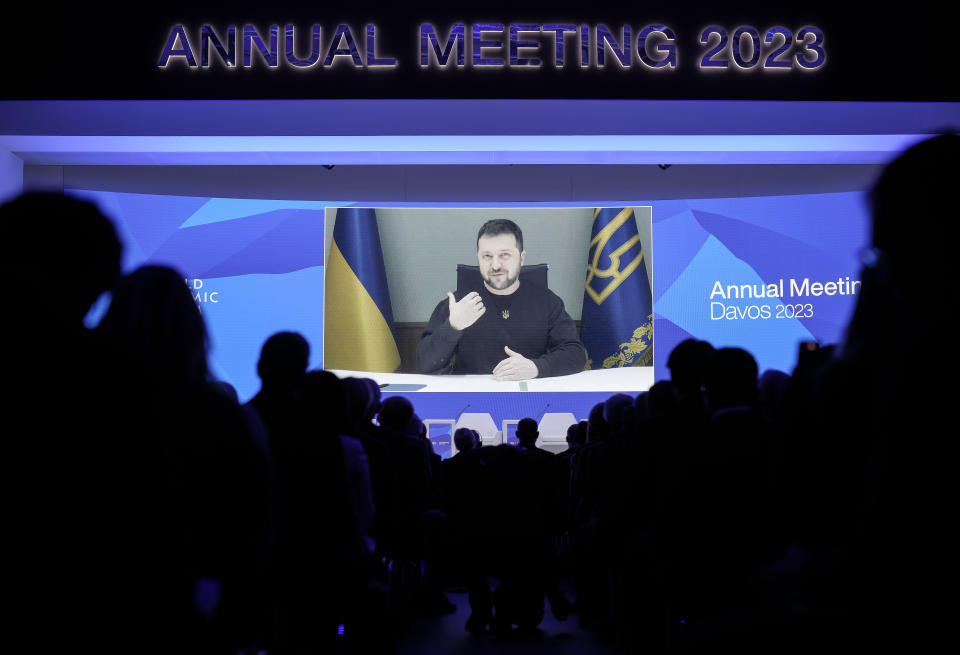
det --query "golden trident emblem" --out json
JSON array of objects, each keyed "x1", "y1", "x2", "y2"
[{"x1": 585, "y1": 208, "x2": 644, "y2": 305}]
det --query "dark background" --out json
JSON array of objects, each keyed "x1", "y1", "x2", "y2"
[{"x1": 5, "y1": 1, "x2": 954, "y2": 101}]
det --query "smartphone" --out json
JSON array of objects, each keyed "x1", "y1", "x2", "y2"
[{"x1": 797, "y1": 340, "x2": 834, "y2": 371}]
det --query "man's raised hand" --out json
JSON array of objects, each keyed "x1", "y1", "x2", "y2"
[
  {"x1": 447, "y1": 291, "x2": 485, "y2": 331},
  {"x1": 492, "y1": 346, "x2": 539, "y2": 381}
]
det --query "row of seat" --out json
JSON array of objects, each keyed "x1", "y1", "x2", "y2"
[{"x1": 424, "y1": 411, "x2": 577, "y2": 458}]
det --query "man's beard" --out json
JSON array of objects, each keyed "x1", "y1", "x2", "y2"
[{"x1": 483, "y1": 269, "x2": 519, "y2": 290}]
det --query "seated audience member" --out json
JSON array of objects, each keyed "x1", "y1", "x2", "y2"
[
  {"x1": 603, "y1": 393, "x2": 636, "y2": 437},
  {"x1": 342, "y1": 377, "x2": 393, "y2": 548},
  {"x1": 2, "y1": 192, "x2": 123, "y2": 651},
  {"x1": 450, "y1": 443, "x2": 553, "y2": 633},
  {"x1": 376, "y1": 398, "x2": 434, "y2": 524},
  {"x1": 659, "y1": 347, "x2": 780, "y2": 636},
  {"x1": 1, "y1": 192, "x2": 121, "y2": 341},
  {"x1": 804, "y1": 133, "x2": 959, "y2": 652},
  {"x1": 514, "y1": 417, "x2": 543, "y2": 452},
  {"x1": 246, "y1": 331, "x2": 310, "y2": 445},
  {"x1": 567, "y1": 402, "x2": 619, "y2": 628},
  {"x1": 453, "y1": 426, "x2": 480, "y2": 454},
  {"x1": 515, "y1": 418, "x2": 561, "y2": 522},
  {"x1": 443, "y1": 428, "x2": 481, "y2": 515},
  {"x1": 273, "y1": 369, "x2": 378, "y2": 653},
  {"x1": 666, "y1": 338, "x2": 715, "y2": 430},
  {"x1": 99, "y1": 265, "x2": 272, "y2": 654},
  {"x1": 556, "y1": 421, "x2": 586, "y2": 524},
  {"x1": 757, "y1": 369, "x2": 790, "y2": 424},
  {"x1": 301, "y1": 371, "x2": 375, "y2": 555},
  {"x1": 515, "y1": 418, "x2": 571, "y2": 621},
  {"x1": 377, "y1": 396, "x2": 454, "y2": 613},
  {"x1": 646, "y1": 379, "x2": 679, "y2": 419}
]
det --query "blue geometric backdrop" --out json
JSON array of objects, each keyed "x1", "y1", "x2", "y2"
[
  {"x1": 68, "y1": 190, "x2": 328, "y2": 401},
  {"x1": 65, "y1": 189, "x2": 869, "y2": 419},
  {"x1": 651, "y1": 192, "x2": 868, "y2": 379}
]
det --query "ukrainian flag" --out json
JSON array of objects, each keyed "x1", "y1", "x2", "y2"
[
  {"x1": 324, "y1": 208, "x2": 401, "y2": 372},
  {"x1": 581, "y1": 207, "x2": 654, "y2": 369}
]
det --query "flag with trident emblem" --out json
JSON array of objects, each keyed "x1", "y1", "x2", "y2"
[{"x1": 581, "y1": 207, "x2": 654, "y2": 369}]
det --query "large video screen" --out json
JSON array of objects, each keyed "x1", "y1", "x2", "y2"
[
  {"x1": 67, "y1": 190, "x2": 867, "y2": 447},
  {"x1": 322, "y1": 206, "x2": 655, "y2": 393}
]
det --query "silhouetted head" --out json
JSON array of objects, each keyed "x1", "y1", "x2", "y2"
[
  {"x1": 0, "y1": 192, "x2": 121, "y2": 329},
  {"x1": 647, "y1": 380, "x2": 679, "y2": 418},
  {"x1": 256, "y1": 331, "x2": 310, "y2": 393},
  {"x1": 574, "y1": 420, "x2": 588, "y2": 446},
  {"x1": 587, "y1": 402, "x2": 608, "y2": 443},
  {"x1": 99, "y1": 265, "x2": 208, "y2": 387},
  {"x1": 844, "y1": 134, "x2": 958, "y2": 363},
  {"x1": 758, "y1": 369, "x2": 790, "y2": 420},
  {"x1": 667, "y1": 339, "x2": 716, "y2": 397},
  {"x1": 362, "y1": 378, "x2": 383, "y2": 415},
  {"x1": 378, "y1": 395, "x2": 415, "y2": 432},
  {"x1": 516, "y1": 417, "x2": 539, "y2": 447},
  {"x1": 342, "y1": 377, "x2": 375, "y2": 428},
  {"x1": 211, "y1": 380, "x2": 239, "y2": 404},
  {"x1": 705, "y1": 347, "x2": 759, "y2": 412},
  {"x1": 604, "y1": 394, "x2": 633, "y2": 431},
  {"x1": 454, "y1": 427, "x2": 479, "y2": 452},
  {"x1": 410, "y1": 413, "x2": 425, "y2": 438},
  {"x1": 633, "y1": 391, "x2": 650, "y2": 424},
  {"x1": 299, "y1": 370, "x2": 348, "y2": 435},
  {"x1": 870, "y1": 133, "x2": 958, "y2": 289}
]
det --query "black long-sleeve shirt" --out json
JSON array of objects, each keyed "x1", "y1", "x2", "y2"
[{"x1": 416, "y1": 282, "x2": 587, "y2": 377}]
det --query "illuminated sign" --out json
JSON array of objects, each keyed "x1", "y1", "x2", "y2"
[{"x1": 158, "y1": 22, "x2": 826, "y2": 72}]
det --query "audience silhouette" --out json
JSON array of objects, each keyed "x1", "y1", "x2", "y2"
[
  {"x1": 102, "y1": 265, "x2": 271, "y2": 654},
  {"x1": 6, "y1": 132, "x2": 955, "y2": 653}
]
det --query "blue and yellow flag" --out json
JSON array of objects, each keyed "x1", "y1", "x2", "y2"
[
  {"x1": 324, "y1": 208, "x2": 401, "y2": 372},
  {"x1": 581, "y1": 207, "x2": 654, "y2": 369}
]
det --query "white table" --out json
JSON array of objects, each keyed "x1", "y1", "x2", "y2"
[{"x1": 327, "y1": 366, "x2": 654, "y2": 393}]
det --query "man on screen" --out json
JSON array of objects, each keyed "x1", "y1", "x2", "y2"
[{"x1": 417, "y1": 219, "x2": 586, "y2": 380}]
